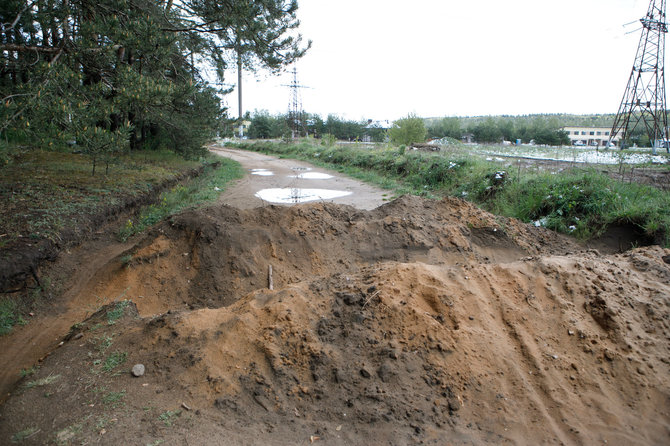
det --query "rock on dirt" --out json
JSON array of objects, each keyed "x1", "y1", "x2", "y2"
[{"x1": 131, "y1": 364, "x2": 145, "y2": 377}]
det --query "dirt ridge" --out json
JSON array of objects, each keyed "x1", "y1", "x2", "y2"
[{"x1": 0, "y1": 195, "x2": 668, "y2": 445}]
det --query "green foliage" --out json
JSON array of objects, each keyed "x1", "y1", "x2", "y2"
[
  {"x1": 158, "y1": 410, "x2": 182, "y2": 427},
  {"x1": 425, "y1": 114, "x2": 577, "y2": 146},
  {"x1": 117, "y1": 157, "x2": 243, "y2": 241},
  {"x1": 0, "y1": 149, "x2": 205, "y2": 248},
  {"x1": 103, "y1": 351, "x2": 128, "y2": 372},
  {"x1": 24, "y1": 374, "x2": 61, "y2": 389},
  {"x1": 94, "y1": 335, "x2": 114, "y2": 354},
  {"x1": 427, "y1": 117, "x2": 461, "y2": 140},
  {"x1": 248, "y1": 111, "x2": 289, "y2": 139},
  {"x1": 321, "y1": 134, "x2": 337, "y2": 147},
  {"x1": 106, "y1": 300, "x2": 130, "y2": 325},
  {"x1": 102, "y1": 390, "x2": 126, "y2": 406},
  {"x1": 0, "y1": 299, "x2": 25, "y2": 336},
  {"x1": 389, "y1": 114, "x2": 427, "y2": 146},
  {"x1": 11, "y1": 427, "x2": 40, "y2": 443},
  {"x1": 489, "y1": 172, "x2": 670, "y2": 240},
  {"x1": 0, "y1": 0, "x2": 309, "y2": 167},
  {"x1": 233, "y1": 140, "x2": 670, "y2": 243},
  {"x1": 20, "y1": 366, "x2": 38, "y2": 378}
]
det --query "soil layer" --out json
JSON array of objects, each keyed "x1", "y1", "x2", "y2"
[{"x1": 0, "y1": 194, "x2": 668, "y2": 445}]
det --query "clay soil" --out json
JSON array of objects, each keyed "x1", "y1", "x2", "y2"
[{"x1": 0, "y1": 157, "x2": 669, "y2": 445}]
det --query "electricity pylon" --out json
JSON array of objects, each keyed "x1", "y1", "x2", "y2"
[
  {"x1": 282, "y1": 67, "x2": 309, "y2": 139},
  {"x1": 608, "y1": 0, "x2": 668, "y2": 153}
]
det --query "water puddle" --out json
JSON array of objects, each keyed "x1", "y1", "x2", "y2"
[
  {"x1": 255, "y1": 188, "x2": 352, "y2": 204},
  {"x1": 251, "y1": 169, "x2": 274, "y2": 176},
  {"x1": 289, "y1": 172, "x2": 334, "y2": 180},
  {"x1": 291, "y1": 167, "x2": 311, "y2": 171}
]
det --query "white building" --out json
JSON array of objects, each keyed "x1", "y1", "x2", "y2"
[{"x1": 562, "y1": 126, "x2": 621, "y2": 147}]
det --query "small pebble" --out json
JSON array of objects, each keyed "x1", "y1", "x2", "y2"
[{"x1": 131, "y1": 364, "x2": 145, "y2": 377}]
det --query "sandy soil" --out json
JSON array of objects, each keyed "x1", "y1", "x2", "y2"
[{"x1": 0, "y1": 152, "x2": 669, "y2": 446}]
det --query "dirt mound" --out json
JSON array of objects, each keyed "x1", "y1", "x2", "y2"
[
  {"x1": 1, "y1": 196, "x2": 669, "y2": 445},
  {"x1": 77, "y1": 195, "x2": 578, "y2": 315}
]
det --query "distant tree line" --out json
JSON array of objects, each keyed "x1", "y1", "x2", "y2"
[
  {"x1": 247, "y1": 111, "x2": 387, "y2": 142},
  {"x1": 1, "y1": 0, "x2": 309, "y2": 172},
  {"x1": 427, "y1": 116, "x2": 570, "y2": 146}
]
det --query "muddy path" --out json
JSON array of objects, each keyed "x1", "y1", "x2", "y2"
[{"x1": 209, "y1": 146, "x2": 389, "y2": 209}]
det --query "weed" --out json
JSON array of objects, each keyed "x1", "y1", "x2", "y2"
[
  {"x1": 158, "y1": 409, "x2": 182, "y2": 426},
  {"x1": 102, "y1": 351, "x2": 127, "y2": 372},
  {"x1": 24, "y1": 374, "x2": 61, "y2": 389},
  {"x1": 117, "y1": 158, "x2": 243, "y2": 241},
  {"x1": 120, "y1": 254, "x2": 133, "y2": 266},
  {"x1": 0, "y1": 298, "x2": 24, "y2": 336},
  {"x1": 95, "y1": 416, "x2": 111, "y2": 430},
  {"x1": 19, "y1": 366, "x2": 38, "y2": 378},
  {"x1": 11, "y1": 427, "x2": 40, "y2": 443},
  {"x1": 54, "y1": 418, "x2": 88, "y2": 446},
  {"x1": 106, "y1": 300, "x2": 130, "y2": 325},
  {"x1": 102, "y1": 390, "x2": 126, "y2": 407},
  {"x1": 146, "y1": 440, "x2": 164, "y2": 446},
  {"x1": 94, "y1": 335, "x2": 113, "y2": 353}
]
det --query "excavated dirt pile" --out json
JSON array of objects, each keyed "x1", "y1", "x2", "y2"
[{"x1": 0, "y1": 196, "x2": 669, "y2": 445}]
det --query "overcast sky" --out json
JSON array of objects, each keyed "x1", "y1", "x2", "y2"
[{"x1": 224, "y1": 0, "x2": 655, "y2": 122}]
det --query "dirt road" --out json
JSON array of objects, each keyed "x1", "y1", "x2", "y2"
[
  {"x1": 210, "y1": 146, "x2": 388, "y2": 209},
  {"x1": 1, "y1": 147, "x2": 669, "y2": 445}
]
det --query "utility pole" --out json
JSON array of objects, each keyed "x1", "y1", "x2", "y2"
[
  {"x1": 607, "y1": 0, "x2": 668, "y2": 153},
  {"x1": 237, "y1": 48, "x2": 244, "y2": 139}
]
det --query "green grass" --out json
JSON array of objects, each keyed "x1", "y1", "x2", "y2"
[
  {"x1": 11, "y1": 427, "x2": 40, "y2": 443},
  {"x1": 118, "y1": 157, "x2": 243, "y2": 241},
  {"x1": 0, "y1": 298, "x2": 25, "y2": 336},
  {"x1": 106, "y1": 300, "x2": 130, "y2": 325},
  {"x1": 158, "y1": 409, "x2": 182, "y2": 426},
  {"x1": 102, "y1": 351, "x2": 127, "y2": 372},
  {"x1": 0, "y1": 149, "x2": 214, "y2": 246},
  {"x1": 102, "y1": 390, "x2": 126, "y2": 407},
  {"x1": 94, "y1": 335, "x2": 114, "y2": 353},
  {"x1": 230, "y1": 140, "x2": 670, "y2": 243},
  {"x1": 24, "y1": 373, "x2": 61, "y2": 389},
  {"x1": 19, "y1": 366, "x2": 38, "y2": 378}
]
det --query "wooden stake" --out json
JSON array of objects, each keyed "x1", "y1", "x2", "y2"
[{"x1": 268, "y1": 265, "x2": 274, "y2": 290}]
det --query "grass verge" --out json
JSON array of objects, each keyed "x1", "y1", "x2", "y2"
[
  {"x1": 0, "y1": 149, "x2": 243, "y2": 337},
  {"x1": 0, "y1": 149, "x2": 208, "y2": 246},
  {"x1": 0, "y1": 298, "x2": 26, "y2": 336},
  {"x1": 229, "y1": 140, "x2": 670, "y2": 244},
  {"x1": 117, "y1": 156, "x2": 243, "y2": 241}
]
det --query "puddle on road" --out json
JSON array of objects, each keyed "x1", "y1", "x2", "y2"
[
  {"x1": 291, "y1": 167, "x2": 311, "y2": 171},
  {"x1": 251, "y1": 169, "x2": 274, "y2": 176},
  {"x1": 255, "y1": 188, "x2": 352, "y2": 204},
  {"x1": 289, "y1": 172, "x2": 334, "y2": 180}
]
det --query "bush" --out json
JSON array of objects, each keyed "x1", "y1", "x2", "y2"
[{"x1": 389, "y1": 114, "x2": 426, "y2": 146}]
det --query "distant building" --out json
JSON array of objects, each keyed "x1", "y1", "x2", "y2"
[
  {"x1": 362, "y1": 119, "x2": 392, "y2": 143},
  {"x1": 562, "y1": 126, "x2": 621, "y2": 147},
  {"x1": 234, "y1": 120, "x2": 251, "y2": 138}
]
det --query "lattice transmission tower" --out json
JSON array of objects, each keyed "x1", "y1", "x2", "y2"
[
  {"x1": 282, "y1": 67, "x2": 309, "y2": 139},
  {"x1": 608, "y1": 0, "x2": 668, "y2": 153}
]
